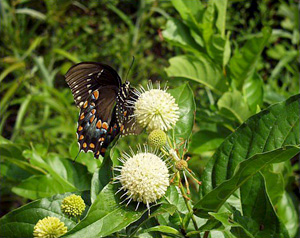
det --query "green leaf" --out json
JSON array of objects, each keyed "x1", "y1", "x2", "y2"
[
  {"x1": 200, "y1": 94, "x2": 299, "y2": 197},
  {"x1": 169, "y1": 83, "x2": 196, "y2": 143},
  {"x1": 165, "y1": 55, "x2": 228, "y2": 94},
  {"x1": 194, "y1": 146, "x2": 299, "y2": 217},
  {"x1": 15, "y1": 8, "x2": 46, "y2": 20},
  {"x1": 162, "y1": 18, "x2": 202, "y2": 52},
  {"x1": 12, "y1": 175, "x2": 76, "y2": 200},
  {"x1": 90, "y1": 156, "x2": 112, "y2": 203},
  {"x1": 217, "y1": 90, "x2": 252, "y2": 123},
  {"x1": 276, "y1": 192, "x2": 299, "y2": 237},
  {"x1": 213, "y1": 0, "x2": 228, "y2": 37},
  {"x1": 190, "y1": 130, "x2": 225, "y2": 154},
  {"x1": 63, "y1": 184, "x2": 147, "y2": 237},
  {"x1": 163, "y1": 185, "x2": 188, "y2": 214},
  {"x1": 230, "y1": 27, "x2": 271, "y2": 89},
  {"x1": 140, "y1": 225, "x2": 183, "y2": 237},
  {"x1": 0, "y1": 193, "x2": 77, "y2": 238},
  {"x1": 243, "y1": 73, "x2": 264, "y2": 112},
  {"x1": 239, "y1": 173, "x2": 289, "y2": 238},
  {"x1": 170, "y1": 0, "x2": 202, "y2": 31},
  {"x1": 261, "y1": 165, "x2": 285, "y2": 205}
]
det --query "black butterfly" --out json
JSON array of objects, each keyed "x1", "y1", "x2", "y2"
[{"x1": 65, "y1": 62, "x2": 142, "y2": 159}]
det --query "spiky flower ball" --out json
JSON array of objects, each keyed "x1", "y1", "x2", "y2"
[
  {"x1": 115, "y1": 149, "x2": 169, "y2": 209},
  {"x1": 61, "y1": 194, "x2": 85, "y2": 217},
  {"x1": 33, "y1": 216, "x2": 67, "y2": 238},
  {"x1": 148, "y1": 129, "x2": 167, "y2": 148},
  {"x1": 133, "y1": 82, "x2": 179, "y2": 131}
]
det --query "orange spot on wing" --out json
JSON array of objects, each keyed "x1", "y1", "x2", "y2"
[
  {"x1": 83, "y1": 142, "x2": 87, "y2": 148},
  {"x1": 99, "y1": 137, "x2": 105, "y2": 142},
  {"x1": 102, "y1": 122, "x2": 108, "y2": 130},
  {"x1": 90, "y1": 143, "x2": 95, "y2": 149},
  {"x1": 79, "y1": 135, "x2": 84, "y2": 140},
  {"x1": 91, "y1": 109, "x2": 96, "y2": 114},
  {"x1": 78, "y1": 126, "x2": 83, "y2": 131},
  {"x1": 83, "y1": 101, "x2": 88, "y2": 108},
  {"x1": 101, "y1": 148, "x2": 106, "y2": 153},
  {"x1": 120, "y1": 125, "x2": 124, "y2": 131},
  {"x1": 96, "y1": 151, "x2": 100, "y2": 156},
  {"x1": 96, "y1": 120, "x2": 102, "y2": 129},
  {"x1": 91, "y1": 102, "x2": 95, "y2": 107},
  {"x1": 90, "y1": 115, "x2": 95, "y2": 123},
  {"x1": 123, "y1": 111, "x2": 127, "y2": 116},
  {"x1": 93, "y1": 90, "x2": 99, "y2": 99},
  {"x1": 80, "y1": 113, "x2": 85, "y2": 120}
]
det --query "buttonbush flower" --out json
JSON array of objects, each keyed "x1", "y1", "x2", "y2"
[
  {"x1": 33, "y1": 216, "x2": 67, "y2": 238},
  {"x1": 148, "y1": 129, "x2": 167, "y2": 148},
  {"x1": 132, "y1": 82, "x2": 179, "y2": 131},
  {"x1": 114, "y1": 146, "x2": 170, "y2": 210},
  {"x1": 61, "y1": 194, "x2": 85, "y2": 217}
]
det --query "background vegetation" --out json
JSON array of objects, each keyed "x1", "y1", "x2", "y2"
[{"x1": 0, "y1": 0, "x2": 299, "y2": 237}]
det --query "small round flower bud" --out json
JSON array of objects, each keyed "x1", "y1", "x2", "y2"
[
  {"x1": 148, "y1": 129, "x2": 167, "y2": 148},
  {"x1": 175, "y1": 160, "x2": 188, "y2": 171},
  {"x1": 61, "y1": 194, "x2": 85, "y2": 217},
  {"x1": 33, "y1": 216, "x2": 67, "y2": 238}
]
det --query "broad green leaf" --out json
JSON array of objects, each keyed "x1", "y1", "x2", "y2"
[
  {"x1": 200, "y1": 94, "x2": 299, "y2": 196},
  {"x1": 63, "y1": 184, "x2": 147, "y2": 238},
  {"x1": 165, "y1": 55, "x2": 228, "y2": 94},
  {"x1": 194, "y1": 146, "x2": 299, "y2": 217},
  {"x1": 163, "y1": 185, "x2": 188, "y2": 214},
  {"x1": 213, "y1": 0, "x2": 228, "y2": 37},
  {"x1": 239, "y1": 173, "x2": 289, "y2": 238},
  {"x1": 169, "y1": 83, "x2": 196, "y2": 143},
  {"x1": 276, "y1": 192, "x2": 298, "y2": 237},
  {"x1": 0, "y1": 193, "x2": 77, "y2": 238},
  {"x1": 170, "y1": 0, "x2": 202, "y2": 31},
  {"x1": 201, "y1": 0, "x2": 215, "y2": 43},
  {"x1": 140, "y1": 225, "x2": 183, "y2": 237},
  {"x1": 206, "y1": 34, "x2": 227, "y2": 66},
  {"x1": 12, "y1": 175, "x2": 76, "y2": 200},
  {"x1": 230, "y1": 27, "x2": 271, "y2": 89},
  {"x1": 162, "y1": 18, "x2": 202, "y2": 52},
  {"x1": 90, "y1": 156, "x2": 112, "y2": 203},
  {"x1": 261, "y1": 165, "x2": 285, "y2": 205},
  {"x1": 217, "y1": 90, "x2": 252, "y2": 123},
  {"x1": 243, "y1": 73, "x2": 264, "y2": 112},
  {"x1": 190, "y1": 130, "x2": 225, "y2": 154}
]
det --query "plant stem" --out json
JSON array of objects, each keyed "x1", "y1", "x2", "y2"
[
  {"x1": 179, "y1": 180, "x2": 201, "y2": 238},
  {"x1": 204, "y1": 231, "x2": 210, "y2": 238}
]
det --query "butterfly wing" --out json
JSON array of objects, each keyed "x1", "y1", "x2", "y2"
[
  {"x1": 65, "y1": 62, "x2": 121, "y2": 107},
  {"x1": 76, "y1": 87, "x2": 120, "y2": 158},
  {"x1": 116, "y1": 83, "x2": 143, "y2": 136},
  {"x1": 65, "y1": 62, "x2": 122, "y2": 158}
]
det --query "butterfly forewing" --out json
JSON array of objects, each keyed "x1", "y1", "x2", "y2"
[{"x1": 65, "y1": 62, "x2": 121, "y2": 107}]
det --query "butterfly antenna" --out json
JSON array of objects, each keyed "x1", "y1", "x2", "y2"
[
  {"x1": 73, "y1": 150, "x2": 81, "y2": 164},
  {"x1": 125, "y1": 56, "x2": 135, "y2": 82}
]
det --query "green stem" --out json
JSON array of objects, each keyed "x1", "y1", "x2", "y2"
[{"x1": 179, "y1": 180, "x2": 201, "y2": 238}]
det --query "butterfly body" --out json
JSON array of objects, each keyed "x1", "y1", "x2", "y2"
[{"x1": 65, "y1": 62, "x2": 141, "y2": 158}]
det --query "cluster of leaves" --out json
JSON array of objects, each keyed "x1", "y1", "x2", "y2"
[{"x1": 0, "y1": 0, "x2": 299, "y2": 238}]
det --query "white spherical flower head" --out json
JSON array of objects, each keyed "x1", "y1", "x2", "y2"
[
  {"x1": 134, "y1": 83, "x2": 179, "y2": 131},
  {"x1": 115, "y1": 151, "x2": 169, "y2": 210}
]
